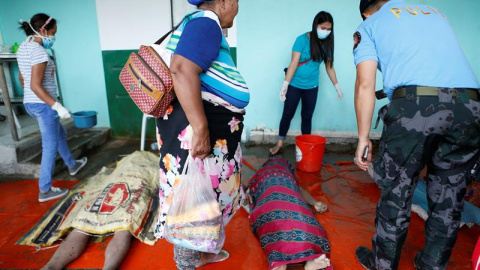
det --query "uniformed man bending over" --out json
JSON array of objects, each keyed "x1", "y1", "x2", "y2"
[{"x1": 352, "y1": 0, "x2": 480, "y2": 269}]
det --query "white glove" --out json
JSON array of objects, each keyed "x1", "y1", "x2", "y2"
[
  {"x1": 280, "y1": 81, "x2": 289, "y2": 102},
  {"x1": 334, "y1": 83, "x2": 344, "y2": 99},
  {"x1": 51, "y1": 102, "x2": 71, "y2": 119}
]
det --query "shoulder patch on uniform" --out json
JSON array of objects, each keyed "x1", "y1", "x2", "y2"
[{"x1": 353, "y1": 31, "x2": 361, "y2": 51}]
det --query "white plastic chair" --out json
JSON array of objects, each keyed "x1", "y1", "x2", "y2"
[{"x1": 140, "y1": 113, "x2": 155, "y2": 151}]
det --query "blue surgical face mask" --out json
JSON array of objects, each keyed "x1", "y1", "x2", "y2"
[
  {"x1": 39, "y1": 35, "x2": 56, "y2": 49},
  {"x1": 317, "y1": 29, "x2": 331, "y2": 40},
  {"x1": 28, "y1": 22, "x2": 56, "y2": 49}
]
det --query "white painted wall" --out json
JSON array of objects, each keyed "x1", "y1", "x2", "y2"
[
  {"x1": 226, "y1": 19, "x2": 237, "y2": 47},
  {"x1": 171, "y1": 1, "x2": 237, "y2": 47},
  {"x1": 172, "y1": 1, "x2": 196, "y2": 25},
  {"x1": 95, "y1": 0, "x2": 237, "y2": 50},
  {"x1": 95, "y1": 0, "x2": 172, "y2": 50}
]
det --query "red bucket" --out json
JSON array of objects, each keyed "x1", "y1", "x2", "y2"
[
  {"x1": 295, "y1": 135, "x2": 326, "y2": 172},
  {"x1": 473, "y1": 236, "x2": 480, "y2": 270}
]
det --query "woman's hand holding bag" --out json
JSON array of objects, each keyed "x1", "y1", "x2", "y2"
[
  {"x1": 190, "y1": 127, "x2": 211, "y2": 160},
  {"x1": 165, "y1": 155, "x2": 225, "y2": 253}
]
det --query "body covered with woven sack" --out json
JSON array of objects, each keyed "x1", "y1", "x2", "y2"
[
  {"x1": 249, "y1": 157, "x2": 332, "y2": 270},
  {"x1": 19, "y1": 151, "x2": 160, "y2": 270}
]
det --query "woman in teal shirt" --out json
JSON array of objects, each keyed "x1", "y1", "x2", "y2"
[{"x1": 270, "y1": 11, "x2": 343, "y2": 155}]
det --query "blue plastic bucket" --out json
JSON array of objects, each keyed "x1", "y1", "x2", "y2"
[{"x1": 72, "y1": 111, "x2": 97, "y2": 128}]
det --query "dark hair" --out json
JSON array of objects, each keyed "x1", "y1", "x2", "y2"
[
  {"x1": 197, "y1": 0, "x2": 216, "y2": 8},
  {"x1": 18, "y1": 13, "x2": 56, "y2": 36},
  {"x1": 310, "y1": 11, "x2": 334, "y2": 67},
  {"x1": 363, "y1": 0, "x2": 388, "y2": 19}
]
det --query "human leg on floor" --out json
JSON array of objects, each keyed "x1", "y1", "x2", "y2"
[
  {"x1": 103, "y1": 230, "x2": 132, "y2": 270},
  {"x1": 271, "y1": 85, "x2": 302, "y2": 155},
  {"x1": 56, "y1": 122, "x2": 76, "y2": 169},
  {"x1": 41, "y1": 229, "x2": 90, "y2": 270},
  {"x1": 174, "y1": 245, "x2": 201, "y2": 270},
  {"x1": 413, "y1": 172, "x2": 468, "y2": 270},
  {"x1": 304, "y1": 254, "x2": 331, "y2": 270},
  {"x1": 368, "y1": 100, "x2": 428, "y2": 269},
  {"x1": 24, "y1": 103, "x2": 64, "y2": 193},
  {"x1": 273, "y1": 265, "x2": 287, "y2": 270},
  {"x1": 197, "y1": 250, "x2": 230, "y2": 267},
  {"x1": 279, "y1": 85, "x2": 302, "y2": 138},
  {"x1": 371, "y1": 168, "x2": 421, "y2": 270},
  {"x1": 54, "y1": 109, "x2": 89, "y2": 176},
  {"x1": 416, "y1": 148, "x2": 476, "y2": 268},
  {"x1": 300, "y1": 87, "x2": 318, "y2": 135},
  {"x1": 173, "y1": 245, "x2": 230, "y2": 269},
  {"x1": 415, "y1": 95, "x2": 480, "y2": 270},
  {"x1": 299, "y1": 186, "x2": 327, "y2": 213}
]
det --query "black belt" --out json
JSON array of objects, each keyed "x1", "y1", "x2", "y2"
[{"x1": 391, "y1": 86, "x2": 480, "y2": 101}]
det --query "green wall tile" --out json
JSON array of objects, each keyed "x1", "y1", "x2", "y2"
[{"x1": 102, "y1": 50, "x2": 156, "y2": 139}]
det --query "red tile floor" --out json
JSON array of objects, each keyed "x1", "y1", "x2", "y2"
[{"x1": 0, "y1": 142, "x2": 477, "y2": 269}]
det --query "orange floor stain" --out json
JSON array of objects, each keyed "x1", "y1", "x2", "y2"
[{"x1": 0, "y1": 163, "x2": 478, "y2": 269}]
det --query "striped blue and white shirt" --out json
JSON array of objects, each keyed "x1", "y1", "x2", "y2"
[
  {"x1": 17, "y1": 41, "x2": 57, "y2": 104},
  {"x1": 167, "y1": 10, "x2": 250, "y2": 111}
]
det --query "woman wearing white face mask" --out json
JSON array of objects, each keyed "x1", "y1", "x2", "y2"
[
  {"x1": 271, "y1": 11, "x2": 343, "y2": 155},
  {"x1": 17, "y1": 13, "x2": 87, "y2": 202}
]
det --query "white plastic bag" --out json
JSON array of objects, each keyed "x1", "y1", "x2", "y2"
[
  {"x1": 165, "y1": 155, "x2": 225, "y2": 253},
  {"x1": 151, "y1": 44, "x2": 173, "y2": 68}
]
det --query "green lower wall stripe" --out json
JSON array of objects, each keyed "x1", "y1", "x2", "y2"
[{"x1": 102, "y1": 50, "x2": 156, "y2": 139}]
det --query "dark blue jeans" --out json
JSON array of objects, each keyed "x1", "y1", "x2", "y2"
[{"x1": 279, "y1": 85, "x2": 318, "y2": 139}]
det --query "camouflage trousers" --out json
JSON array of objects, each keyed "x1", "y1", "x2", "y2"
[{"x1": 372, "y1": 87, "x2": 480, "y2": 270}]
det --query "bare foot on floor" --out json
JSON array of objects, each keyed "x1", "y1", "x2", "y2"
[
  {"x1": 314, "y1": 201, "x2": 328, "y2": 213},
  {"x1": 269, "y1": 143, "x2": 284, "y2": 156},
  {"x1": 196, "y1": 250, "x2": 229, "y2": 267},
  {"x1": 304, "y1": 254, "x2": 331, "y2": 270},
  {"x1": 273, "y1": 265, "x2": 287, "y2": 270}
]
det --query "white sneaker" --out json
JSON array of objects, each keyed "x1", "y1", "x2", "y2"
[{"x1": 69, "y1": 157, "x2": 88, "y2": 176}]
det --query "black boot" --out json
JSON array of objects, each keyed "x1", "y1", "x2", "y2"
[{"x1": 356, "y1": 246, "x2": 376, "y2": 270}]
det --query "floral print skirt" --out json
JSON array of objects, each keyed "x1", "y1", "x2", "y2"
[{"x1": 154, "y1": 99, "x2": 244, "y2": 239}]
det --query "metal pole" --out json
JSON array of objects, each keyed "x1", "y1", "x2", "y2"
[
  {"x1": 0, "y1": 59, "x2": 19, "y2": 141},
  {"x1": 170, "y1": 0, "x2": 175, "y2": 28},
  {"x1": 7, "y1": 62, "x2": 19, "y2": 98}
]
